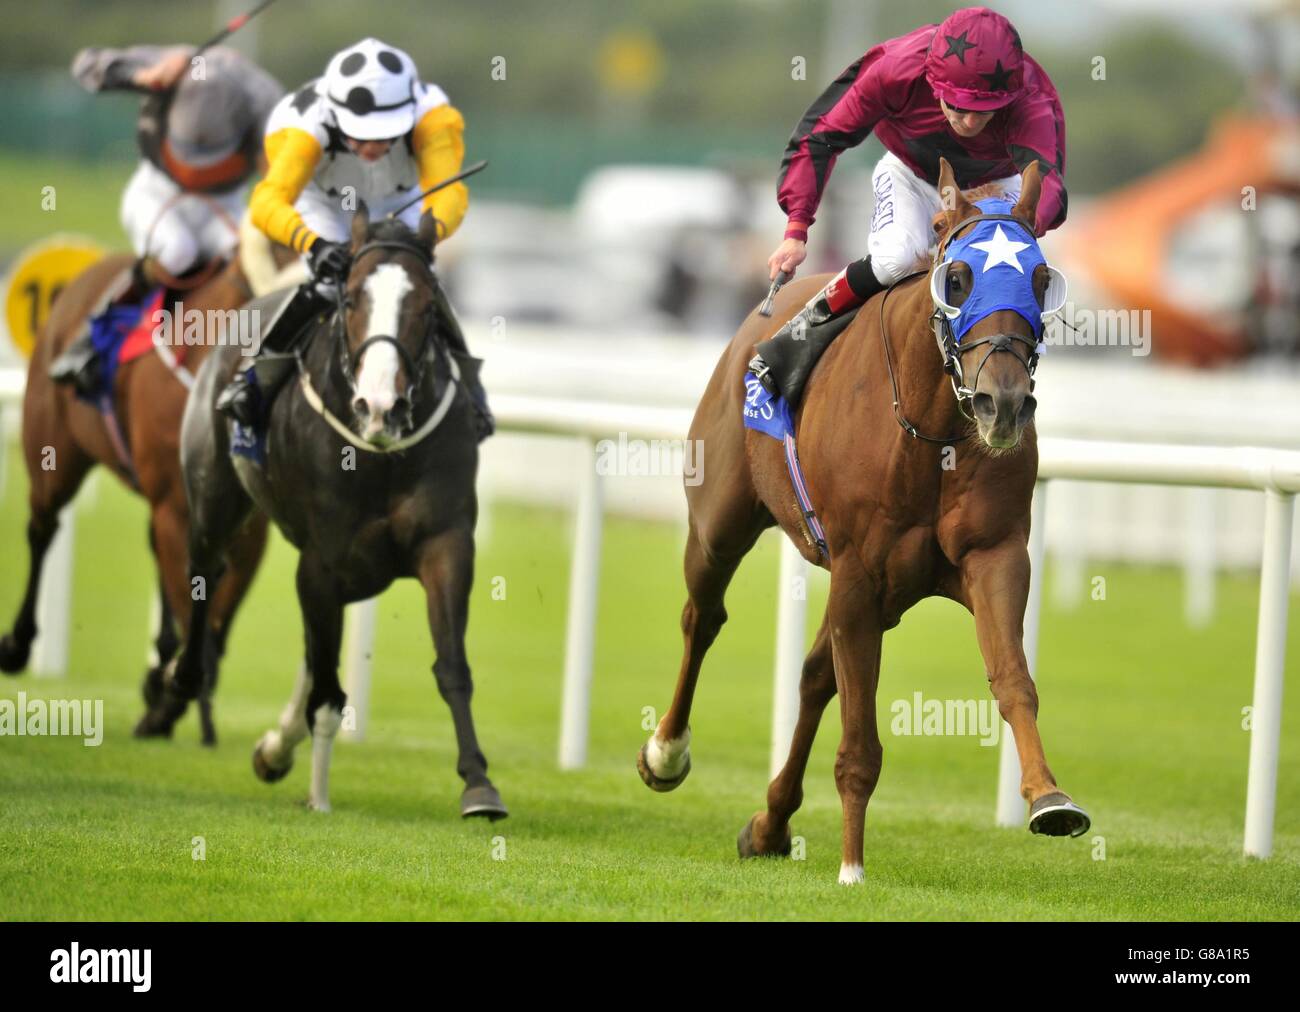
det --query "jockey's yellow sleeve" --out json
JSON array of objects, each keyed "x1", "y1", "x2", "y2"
[
  {"x1": 249, "y1": 127, "x2": 324, "y2": 254},
  {"x1": 412, "y1": 104, "x2": 469, "y2": 241}
]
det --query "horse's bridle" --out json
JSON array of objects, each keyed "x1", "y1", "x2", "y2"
[
  {"x1": 332, "y1": 238, "x2": 440, "y2": 410},
  {"x1": 879, "y1": 211, "x2": 1043, "y2": 445}
]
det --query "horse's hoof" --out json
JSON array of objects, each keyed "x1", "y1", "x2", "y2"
[
  {"x1": 252, "y1": 742, "x2": 292, "y2": 783},
  {"x1": 737, "y1": 813, "x2": 792, "y2": 859},
  {"x1": 1029, "y1": 791, "x2": 1091, "y2": 838},
  {"x1": 132, "y1": 709, "x2": 175, "y2": 740},
  {"x1": 200, "y1": 729, "x2": 217, "y2": 748},
  {"x1": 0, "y1": 633, "x2": 30, "y2": 674},
  {"x1": 637, "y1": 743, "x2": 691, "y2": 793},
  {"x1": 141, "y1": 666, "x2": 165, "y2": 707},
  {"x1": 461, "y1": 784, "x2": 509, "y2": 821}
]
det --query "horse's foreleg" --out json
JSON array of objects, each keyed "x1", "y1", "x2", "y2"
[
  {"x1": 739, "y1": 614, "x2": 836, "y2": 858},
  {"x1": 418, "y1": 528, "x2": 507, "y2": 820},
  {"x1": 0, "y1": 444, "x2": 92, "y2": 674},
  {"x1": 961, "y1": 539, "x2": 1090, "y2": 837},
  {"x1": 297, "y1": 555, "x2": 345, "y2": 813},
  {"x1": 638, "y1": 516, "x2": 759, "y2": 792},
  {"x1": 253, "y1": 661, "x2": 310, "y2": 784},
  {"x1": 826, "y1": 562, "x2": 884, "y2": 885}
]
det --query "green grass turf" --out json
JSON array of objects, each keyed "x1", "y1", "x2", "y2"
[
  {"x1": 0, "y1": 445, "x2": 1298, "y2": 920},
  {"x1": 0, "y1": 152, "x2": 136, "y2": 253}
]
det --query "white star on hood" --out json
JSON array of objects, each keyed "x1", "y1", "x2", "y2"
[{"x1": 970, "y1": 224, "x2": 1031, "y2": 274}]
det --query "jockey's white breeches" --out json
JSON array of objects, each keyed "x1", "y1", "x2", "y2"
[
  {"x1": 121, "y1": 160, "x2": 245, "y2": 276},
  {"x1": 866, "y1": 150, "x2": 1022, "y2": 284}
]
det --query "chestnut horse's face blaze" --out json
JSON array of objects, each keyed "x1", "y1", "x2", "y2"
[{"x1": 930, "y1": 161, "x2": 1066, "y2": 451}]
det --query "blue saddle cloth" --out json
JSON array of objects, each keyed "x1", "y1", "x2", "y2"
[
  {"x1": 742, "y1": 371, "x2": 794, "y2": 441},
  {"x1": 79, "y1": 302, "x2": 145, "y2": 406}
]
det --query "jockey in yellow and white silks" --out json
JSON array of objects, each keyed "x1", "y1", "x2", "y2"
[{"x1": 217, "y1": 38, "x2": 492, "y2": 438}]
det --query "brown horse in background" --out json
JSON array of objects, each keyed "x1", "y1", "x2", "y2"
[
  {"x1": 638, "y1": 159, "x2": 1089, "y2": 884},
  {"x1": 0, "y1": 252, "x2": 279, "y2": 744}
]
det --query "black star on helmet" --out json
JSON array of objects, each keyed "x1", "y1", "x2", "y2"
[
  {"x1": 980, "y1": 59, "x2": 1014, "y2": 91},
  {"x1": 943, "y1": 30, "x2": 976, "y2": 64}
]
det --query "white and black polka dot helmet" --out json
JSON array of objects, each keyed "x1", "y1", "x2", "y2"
[{"x1": 322, "y1": 38, "x2": 419, "y2": 140}]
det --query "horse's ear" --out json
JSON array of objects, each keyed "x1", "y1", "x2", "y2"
[
  {"x1": 937, "y1": 157, "x2": 976, "y2": 240},
  {"x1": 350, "y1": 200, "x2": 370, "y2": 253},
  {"x1": 1011, "y1": 160, "x2": 1043, "y2": 233},
  {"x1": 417, "y1": 209, "x2": 438, "y2": 251}
]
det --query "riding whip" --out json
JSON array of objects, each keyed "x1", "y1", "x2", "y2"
[
  {"x1": 758, "y1": 270, "x2": 792, "y2": 317},
  {"x1": 387, "y1": 160, "x2": 490, "y2": 219}
]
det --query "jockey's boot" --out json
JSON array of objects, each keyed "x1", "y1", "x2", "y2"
[
  {"x1": 748, "y1": 256, "x2": 886, "y2": 406},
  {"x1": 215, "y1": 283, "x2": 329, "y2": 427},
  {"x1": 49, "y1": 258, "x2": 153, "y2": 398},
  {"x1": 431, "y1": 282, "x2": 494, "y2": 441}
]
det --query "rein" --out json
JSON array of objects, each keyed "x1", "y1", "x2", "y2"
[{"x1": 879, "y1": 211, "x2": 1041, "y2": 445}]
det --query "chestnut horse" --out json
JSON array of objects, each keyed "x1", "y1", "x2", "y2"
[
  {"x1": 0, "y1": 252, "x2": 276, "y2": 744},
  {"x1": 637, "y1": 159, "x2": 1089, "y2": 884}
]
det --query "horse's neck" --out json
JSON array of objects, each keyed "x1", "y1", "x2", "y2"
[{"x1": 873, "y1": 277, "x2": 962, "y2": 440}]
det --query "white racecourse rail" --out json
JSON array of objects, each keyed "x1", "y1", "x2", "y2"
[{"x1": 1, "y1": 376, "x2": 1294, "y2": 859}]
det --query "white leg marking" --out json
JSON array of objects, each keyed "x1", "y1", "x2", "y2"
[
  {"x1": 259, "y1": 663, "x2": 311, "y2": 769},
  {"x1": 646, "y1": 724, "x2": 691, "y2": 780},
  {"x1": 308, "y1": 702, "x2": 343, "y2": 812},
  {"x1": 838, "y1": 863, "x2": 865, "y2": 886}
]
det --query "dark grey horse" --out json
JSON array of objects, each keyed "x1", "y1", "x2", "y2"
[{"x1": 147, "y1": 207, "x2": 506, "y2": 819}]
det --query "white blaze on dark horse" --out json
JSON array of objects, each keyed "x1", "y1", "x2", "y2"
[{"x1": 141, "y1": 206, "x2": 507, "y2": 821}]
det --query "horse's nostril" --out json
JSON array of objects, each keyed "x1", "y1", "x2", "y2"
[
  {"x1": 973, "y1": 392, "x2": 996, "y2": 422},
  {"x1": 352, "y1": 397, "x2": 369, "y2": 418},
  {"x1": 387, "y1": 398, "x2": 411, "y2": 429},
  {"x1": 1018, "y1": 394, "x2": 1037, "y2": 427}
]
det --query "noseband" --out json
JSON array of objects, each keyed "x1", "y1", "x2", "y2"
[{"x1": 879, "y1": 211, "x2": 1041, "y2": 445}]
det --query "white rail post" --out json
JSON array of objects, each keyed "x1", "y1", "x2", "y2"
[
  {"x1": 558, "y1": 436, "x2": 604, "y2": 769},
  {"x1": 342, "y1": 598, "x2": 377, "y2": 742},
  {"x1": 996, "y1": 480, "x2": 1048, "y2": 826},
  {"x1": 1184, "y1": 487, "x2": 1216, "y2": 628},
  {"x1": 770, "y1": 537, "x2": 809, "y2": 780},
  {"x1": 32, "y1": 506, "x2": 75, "y2": 678},
  {"x1": 1243, "y1": 489, "x2": 1294, "y2": 858}
]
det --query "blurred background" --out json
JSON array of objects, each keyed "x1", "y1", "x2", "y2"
[{"x1": 2, "y1": 0, "x2": 1299, "y2": 593}]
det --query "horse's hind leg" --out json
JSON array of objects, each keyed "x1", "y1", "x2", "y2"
[
  {"x1": 637, "y1": 508, "x2": 764, "y2": 792},
  {"x1": 418, "y1": 527, "x2": 507, "y2": 820},
  {"x1": 296, "y1": 554, "x2": 346, "y2": 812},
  {"x1": 141, "y1": 526, "x2": 180, "y2": 708},
  {"x1": 738, "y1": 613, "x2": 837, "y2": 858},
  {"x1": 0, "y1": 427, "x2": 93, "y2": 674},
  {"x1": 196, "y1": 515, "x2": 269, "y2": 747}
]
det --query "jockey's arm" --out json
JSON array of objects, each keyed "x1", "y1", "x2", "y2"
[
  {"x1": 71, "y1": 45, "x2": 191, "y2": 93},
  {"x1": 777, "y1": 55, "x2": 888, "y2": 239},
  {"x1": 1005, "y1": 100, "x2": 1067, "y2": 236},
  {"x1": 412, "y1": 104, "x2": 469, "y2": 243},
  {"x1": 248, "y1": 127, "x2": 324, "y2": 255}
]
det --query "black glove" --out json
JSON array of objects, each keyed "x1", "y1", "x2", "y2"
[{"x1": 308, "y1": 240, "x2": 351, "y2": 283}]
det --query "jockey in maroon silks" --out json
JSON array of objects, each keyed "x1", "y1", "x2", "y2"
[{"x1": 750, "y1": 6, "x2": 1068, "y2": 404}]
